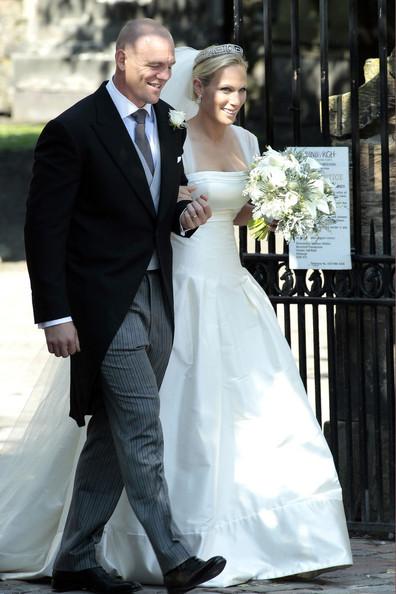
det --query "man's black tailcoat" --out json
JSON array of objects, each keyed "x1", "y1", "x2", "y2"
[{"x1": 25, "y1": 82, "x2": 191, "y2": 426}]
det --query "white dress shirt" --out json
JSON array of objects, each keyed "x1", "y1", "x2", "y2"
[{"x1": 106, "y1": 78, "x2": 160, "y2": 169}]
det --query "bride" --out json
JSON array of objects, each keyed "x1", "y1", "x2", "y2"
[{"x1": 0, "y1": 45, "x2": 352, "y2": 586}]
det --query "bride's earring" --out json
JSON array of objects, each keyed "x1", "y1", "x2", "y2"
[{"x1": 196, "y1": 95, "x2": 202, "y2": 104}]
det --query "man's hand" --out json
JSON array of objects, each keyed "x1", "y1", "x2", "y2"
[
  {"x1": 44, "y1": 321, "x2": 80, "y2": 357},
  {"x1": 180, "y1": 194, "x2": 212, "y2": 231}
]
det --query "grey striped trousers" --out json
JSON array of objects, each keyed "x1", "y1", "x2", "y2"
[{"x1": 54, "y1": 272, "x2": 191, "y2": 574}]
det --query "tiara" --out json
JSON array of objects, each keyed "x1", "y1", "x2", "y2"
[{"x1": 194, "y1": 44, "x2": 244, "y2": 66}]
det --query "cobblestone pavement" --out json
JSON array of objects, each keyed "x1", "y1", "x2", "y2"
[{"x1": 0, "y1": 539, "x2": 394, "y2": 594}]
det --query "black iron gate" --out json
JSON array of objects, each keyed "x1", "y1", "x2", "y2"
[{"x1": 227, "y1": 0, "x2": 395, "y2": 538}]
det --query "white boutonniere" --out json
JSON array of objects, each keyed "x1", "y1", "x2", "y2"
[{"x1": 169, "y1": 109, "x2": 187, "y2": 129}]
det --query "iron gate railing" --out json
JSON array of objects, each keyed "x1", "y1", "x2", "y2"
[{"x1": 227, "y1": 0, "x2": 395, "y2": 538}]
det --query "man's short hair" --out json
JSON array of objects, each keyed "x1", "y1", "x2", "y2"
[{"x1": 116, "y1": 18, "x2": 173, "y2": 50}]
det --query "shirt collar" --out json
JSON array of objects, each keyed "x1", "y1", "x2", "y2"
[{"x1": 106, "y1": 78, "x2": 154, "y2": 122}]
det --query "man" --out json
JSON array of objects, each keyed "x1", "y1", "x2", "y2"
[{"x1": 25, "y1": 18, "x2": 226, "y2": 594}]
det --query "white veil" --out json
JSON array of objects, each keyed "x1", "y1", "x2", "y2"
[
  {"x1": 0, "y1": 354, "x2": 84, "y2": 577},
  {"x1": 161, "y1": 47, "x2": 200, "y2": 120}
]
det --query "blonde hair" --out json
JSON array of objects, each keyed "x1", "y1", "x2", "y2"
[{"x1": 191, "y1": 47, "x2": 248, "y2": 100}]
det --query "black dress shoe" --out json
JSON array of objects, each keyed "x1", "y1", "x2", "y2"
[
  {"x1": 164, "y1": 556, "x2": 226, "y2": 594},
  {"x1": 52, "y1": 567, "x2": 142, "y2": 593}
]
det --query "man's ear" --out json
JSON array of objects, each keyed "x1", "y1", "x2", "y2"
[{"x1": 115, "y1": 49, "x2": 127, "y2": 71}]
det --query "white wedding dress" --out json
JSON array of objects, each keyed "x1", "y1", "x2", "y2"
[{"x1": 0, "y1": 124, "x2": 352, "y2": 586}]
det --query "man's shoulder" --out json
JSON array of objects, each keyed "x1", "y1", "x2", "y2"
[
  {"x1": 36, "y1": 83, "x2": 110, "y2": 148},
  {"x1": 55, "y1": 82, "x2": 107, "y2": 126}
]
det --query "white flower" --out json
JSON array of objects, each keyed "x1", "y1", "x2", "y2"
[
  {"x1": 169, "y1": 109, "x2": 187, "y2": 129},
  {"x1": 310, "y1": 178, "x2": 325, "y2": 194},
  {"x1": 284, "y1": 191, "x2": 299, "y2": 208},
  {"x1": 286, "y1": 153, "x2": 300, "y2": 169},
  {"x1": 249, "y1": 186, "x2": 264, "y2": 201},
  {"x1": 266, "y1": 149, "x2": 287, "y2": 169},
  {"x1": 304, "y1": 200, "x2": 318, "y2": 218},
  {"x1": 305, "y1": 156, "x2": 322, "y2": 170},
  {"x1": 267, "y1": 167, "x2": 287, "y2": 187},
  {"x1": 316, "y1": 198, "x2": 331, "y2": 214}
]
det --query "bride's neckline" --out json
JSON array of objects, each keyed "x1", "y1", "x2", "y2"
[
  {"x1": 184, "y1": 126, "x2": 248, "y2": 175},
  {"x1": 188, "y1": 169, "x2": 247, "y2": 175}
]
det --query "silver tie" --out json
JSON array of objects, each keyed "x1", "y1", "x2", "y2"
[{"x1": 131, "y1": 109, "x2": 154, "y2": 175}]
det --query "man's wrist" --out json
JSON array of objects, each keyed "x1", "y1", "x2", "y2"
[{"x1": 38, "y1": 316, "x2": 73, "y2": 329}]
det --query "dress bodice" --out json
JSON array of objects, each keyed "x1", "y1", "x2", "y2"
[
  {"x1": 171, "y1": 126, "x2": 259, "y2": 278},
  {"x1": 187, "y1": 170, "x2": 248, "y2": 219},
  {"x1": 171, "y1": 169, "x2": 248, "y2": 278}
]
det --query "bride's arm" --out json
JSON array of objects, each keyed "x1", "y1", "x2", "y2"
[{"x1": 233, "y1": 203, "x2": 253, "y2": 226}]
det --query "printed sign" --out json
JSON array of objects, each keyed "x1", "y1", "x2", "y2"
[{"x1": 289, "y1": 147, "x2": 351, "y2": 270}]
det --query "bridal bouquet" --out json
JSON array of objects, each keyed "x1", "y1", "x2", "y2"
[{"x1": 243, "y1": 146, "x2": 336, "y2": 242}]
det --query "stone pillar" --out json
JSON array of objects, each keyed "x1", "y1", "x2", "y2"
[{"x1": 23, "y1": 0, "x2": 39, "y2": 44}]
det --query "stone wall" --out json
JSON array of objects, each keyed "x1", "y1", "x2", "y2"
[
  {"x1": 2, "y1": 0, "x2": 226, "y2": 122},
  {"x1": 359, "y1": 137, "x2": 396, "y2": 255},
  {"x1": 0, "y1": 0, "x2": 26, "y2": 114}
]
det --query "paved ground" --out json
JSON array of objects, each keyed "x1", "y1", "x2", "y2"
[
  {"x1": 1, "y1": 263, "x2": 395, "y2": 593},
  {"x1": 0, "y1": 539, "x2": 394, "y2": 594}
]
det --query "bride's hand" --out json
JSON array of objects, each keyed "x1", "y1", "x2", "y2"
[
  {"x1": 178, "y1": 185, "x2": 196, "y2": 201},
  {"x1": 180, "y1": 195, "x2": 212, "y2": 230}
]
